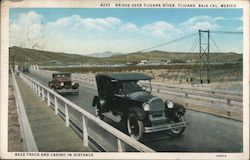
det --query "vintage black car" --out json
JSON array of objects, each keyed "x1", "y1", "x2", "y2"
[
  {"x1": 92, "y1": 73, "x2": 188, "y2": 141},
  {"x1": 22, "y1": 66, "x2": 29, "y2": 74},
  {"x1": 48, "y1": 72, "x2": 79, "y2": 95}
]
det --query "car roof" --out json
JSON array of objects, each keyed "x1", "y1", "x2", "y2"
[
  {"x1": 96, "y1": 73, "x2": 152, "y2": 81},
  {"x1": 52, "y1": 72, "x2": 71, "y2": 75}
]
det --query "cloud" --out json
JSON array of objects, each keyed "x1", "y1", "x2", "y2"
[
  {"x1": 236, "y1": 26, "x2": 243, "y2": 31},
  {"x1": 181, "y1": 16, "x2": 224, "y2": 31},
  {"x1": 119, "y1": 23, "x2": 138, "y2": 32},
  {"x1": 105, "y1": 17, "x2": 121, "y2": 25},
  {"x1": 81, "y1": 17, "x2": 121, "y2": 31},
  {"x1": 53, "y1": 15, "x2": 80, "y2": 26},
  {"x1": 10, "y1": 11, "x2": 45, "y2": 48},
  {"x1": 48, "y1": 15, "x2": 121, "y2": 31},
  {"x1": 10, "y1": 11, "x2": 241, "y2": 54},
  {"x1": 234, "y1": 16, "x2": 243, "y2": 21},
  {"x1": 141, "y1": 21, "x2": 182, "y2": 38},
  {"x1": 10, "y1": 23, "x2": 23, "y2": 45},
  {"x1": 213, "y1": 17, "x2": 226, "y2": 22},
  {"x1": 10, "y1": 11, "x2": 122, "y2": 50},
  {"x1": 16, "y1": 11, "x2": 43, "y2": 27}
]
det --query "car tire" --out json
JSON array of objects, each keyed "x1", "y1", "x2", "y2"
[
  {"x1": 127, "y1": 113, "x2": 144, "y2": 141},
  {"x1": 95, "y1": 100, "x2": 104, "y2": 120},
  {"x1": 169, "y1": 115, "x2": 186, "y2": 137},
  {"x1": 48, "y1": 82, "x2": 52, "y2": 88}
]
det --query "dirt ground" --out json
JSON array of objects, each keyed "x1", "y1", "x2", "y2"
[
  {"x1": 82, "y1": 71, "x2": 243, "y2": 92},
  {"x1": 8, "y1": 78, "x2": 23, "y2": 152},
  {"x1": 143, "y1": 69, "x2": 243, "y2": 92},
  {"x1": 153, "y1": 79, "x2": 243, "y2": 92}
]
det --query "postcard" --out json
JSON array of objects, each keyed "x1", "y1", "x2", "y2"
[{"x1": 0, "y1": 0, "x2": 249, "y2": 159}]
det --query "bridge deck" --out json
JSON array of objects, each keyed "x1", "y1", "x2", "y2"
[{"x1": 16, "y1": 76, "x2": 91, "y2": 152}]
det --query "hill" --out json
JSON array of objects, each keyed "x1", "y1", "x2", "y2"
[
  {"x1": 104, "y1": 50, "x2": 242, "y2": 64},
  {"x1": 9, "y1": 46, "x2": 97, "y2": 66},
  {"x1": 9, "y1": 47, "x2": 242, "y2": 66}
]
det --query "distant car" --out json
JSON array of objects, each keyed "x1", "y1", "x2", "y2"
[
  {"x1": 22, "y1": 67, "x2": 29, "y2": 74},
  {"x1": 48, "y1": 72, "x2": 79, "y2": 95},
  {"x1": 92, "y1": 73, "x2": 188, "y2": 141}
]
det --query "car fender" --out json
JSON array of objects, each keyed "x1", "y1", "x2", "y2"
[
  {"x1": 174, "y1": 103, "x2": 186, "y2": 115},
  {"x1": 129, "y1": 107, "x2": 146, "y2": 121},
  {"x1": 72, "y1": 83, "x2": 79, "y2": 89},
  {"x1": 48, "y1": 81, "x2": 53, "y2": 88}
]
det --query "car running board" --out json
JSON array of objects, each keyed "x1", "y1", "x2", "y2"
[{"x1": 102, "y1": 111, "x2": 122, "y2": 123}]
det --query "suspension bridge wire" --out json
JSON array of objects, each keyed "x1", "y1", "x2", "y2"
[
  {"x1": 189, "y1": 35, "x2": 199, "y2": 52},
  {"x1": 210, "y1": 35, "x2": 221, "y2": 52},
  {"x1": 139, "y1": 33, "x2": 196, "y2": 52},
  {"x1": 209, "y1": 30, "x2": 243, "y2": 53},
  {"x1": 210, "y1": 31, "x2": 243, "y2": 34}
]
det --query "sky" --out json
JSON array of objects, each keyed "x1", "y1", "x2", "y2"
[{"x1": 9, "y1": 8, "x2": 243, "y2": 54}]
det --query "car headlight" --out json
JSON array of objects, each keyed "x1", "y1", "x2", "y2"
[
  {"x1": 60, "y1": 82, "x2": 64, "y2": 86},
  {"x1": 72, "y1": 82, "x2": 75, "y2": 85},
  {"x1": 166, "y1": 100, "x2": 174, "y2": 109},
  {"x1": 143, "y1": 103, "x2": 150, "y2": 111}
]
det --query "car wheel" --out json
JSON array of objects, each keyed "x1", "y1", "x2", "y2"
[
  {"x1": 127, "y1": 113, "x2": 144, "y2": 141},
  {"x1": 95, "y1": 101, "x2": 104, "y2": 120},
  {"x1": 75, "y1": 91, "x2": 79, "y2": 96},
  {"x1": 48, "y1": 82, "x2": 52, "y2": 88},
  {"x1": 169, "y1": 114, "x2": 185, "y2": 137}
]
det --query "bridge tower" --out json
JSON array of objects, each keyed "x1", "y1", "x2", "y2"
[{"x1": 199, "y1": 29, "x2": 210, "y2": 84}]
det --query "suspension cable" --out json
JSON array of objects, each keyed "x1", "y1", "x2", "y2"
[
  {"x1": 210, "y1": 35, "x2": 221, "y2": 52},
  {"x1": 210, "y1": 31, "x2": 243, "y2": 34},
  {"x1": 139, "y1": 33, "x2": 196, "y2": 52},
  {"x1": 189, "y1": 35, "x2": 199, "y2": 52},
  {"x1": 135, "y1": 30, "x2": 242, "y2": 53}
]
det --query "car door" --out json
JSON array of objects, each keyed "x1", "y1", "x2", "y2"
[
  {"x1": 102, "y1": 78, "x2": 114, "y2": 110},
  {"x1": 112, "y1": 81, "x2": 127, "y2": 114}
]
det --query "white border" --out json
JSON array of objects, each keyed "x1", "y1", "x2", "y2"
[{"x1": 1, "y1": 0, "x2": 249, "y2": 159}]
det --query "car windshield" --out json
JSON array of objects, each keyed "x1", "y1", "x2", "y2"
[
  {"x1": 54, "y1": 74, "x2": 71, "y2": 79},
  {"x1": 123, "y1": 80, "x2": 151, "y2": 94}
]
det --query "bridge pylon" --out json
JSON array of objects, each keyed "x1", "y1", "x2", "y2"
[{"x1": 199, "y1": 29, "x2": 210, "y2": 84}]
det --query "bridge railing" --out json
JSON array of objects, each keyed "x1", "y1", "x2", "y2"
[
  {"x1": 35, "y1": 70, "x2": 243, "y2": 119},
  {"x1": 11, "y1": 70, "x2": 38, "y2": 151},
  {"x1": 19, "y1": 72, "x2": 154, "y2": 152}
]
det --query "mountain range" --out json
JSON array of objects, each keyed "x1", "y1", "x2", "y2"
[{"x1": 87, "y1": 51, "x2": 123, "y2": 58}]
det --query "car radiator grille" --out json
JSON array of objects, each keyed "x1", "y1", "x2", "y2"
[
  {"x1": 148, "y1": 97, "x2": 166, "y2": 125},
  {"x1": 64, "y1": 81, "x2": 72, "y2": 89},
  {"x1": 149, "y1": 97, "x2": 165, "y2": 112}
]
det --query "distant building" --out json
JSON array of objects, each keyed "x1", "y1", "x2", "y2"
[
  {"x1": 137, "y1": 60, "x2": 163, "y2": 66},
  {"x1": 162, "y1": 60, "x2": 172, "y2": 64},
  {"x1": 138, "y1": 60, "x2": 148, "y2": 65}
]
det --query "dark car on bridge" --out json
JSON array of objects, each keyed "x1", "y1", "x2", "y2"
[
  {"x1": 22, "y1": 66, "x2": 29, "y2": 74},
  {"x1": 48, "y1": 72, "x2": 79, "y2": 95},
  {"x1": 92, "y1": 72, "x2": 188, "y2": 141}
]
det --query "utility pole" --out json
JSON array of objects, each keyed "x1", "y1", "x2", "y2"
[{"x1": 199, "y1": 29, "x2": 210, "y2": 84}]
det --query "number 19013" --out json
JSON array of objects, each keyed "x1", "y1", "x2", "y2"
[{"x1": 216, "y1": 154, "x2": 227, "y2": 158}]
